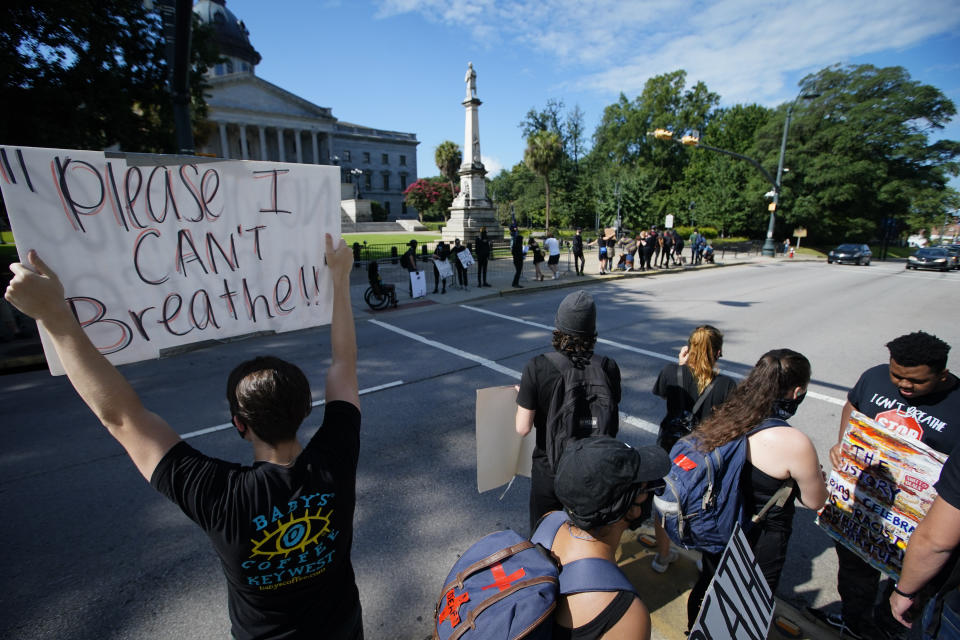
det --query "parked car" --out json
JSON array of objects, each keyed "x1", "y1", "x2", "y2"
[
  {"x1": 827, "y1": 243, "x2": 872, "y2": 265},
  {"x1": 906, "y1": 247, "x2": 952, "y2": 272}
]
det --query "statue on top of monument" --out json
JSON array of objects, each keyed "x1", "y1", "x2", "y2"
[{"x1": 465, "y1": 62, "x2": 477, "y2": 100}]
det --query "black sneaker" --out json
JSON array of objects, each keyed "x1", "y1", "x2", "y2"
[{"x1": 806, "y1": 607, "x2": 863, "y2": 640}]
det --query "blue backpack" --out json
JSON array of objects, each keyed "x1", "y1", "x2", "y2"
[
  {"x1": 432, "y1": 511, "x2": 636, "y2": 640},
  {"x1": 653, "y1": 418, "x2": 793, "y2": 554}
]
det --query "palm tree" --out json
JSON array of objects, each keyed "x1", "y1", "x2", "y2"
[
  {"x1": 434, "y1": 140, "x2": 462, "y2": 199},
  {"x1": 524, "y1": 130, "x2": 563, "y2": 231}
]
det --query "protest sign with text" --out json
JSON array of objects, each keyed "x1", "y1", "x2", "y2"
[
  {"x1": 689, "y1": 523, "x2": 775, "y2": 640},
  {"x1": 817, "y1": 410, "x2": 945, "y2": 578},
  {"x1": 0, "y1": 146, "x2": 340, "y2": 374}
]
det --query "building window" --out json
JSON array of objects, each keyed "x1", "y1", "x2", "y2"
[
  {"x1": 364, "y1": 173, "x2": 372, "y2": 189},
  {"x1": 402, "y1": 201, "x2": 408, "y2": 215},
  {"x1": 344, "y1": 150, "x2": 351, "y2": 162},
  {"x1": 382, "y1": 153, "x2": 389, "y2": 164},
  {"x1": 400, "y1": 154, "x2": 407, "y2": 166},
  {"x1": 385, "y1": 201, "x2": 391, "y2": 214},
  {"x1": 363, "y1": 152, "x2": 370, "y2": 163},
  {"x1": 400, "y1": 175, "x2": 407, "y2": 190},
  {"x1": 382, "y1": 174, "x2": 389, "y2": 190}
]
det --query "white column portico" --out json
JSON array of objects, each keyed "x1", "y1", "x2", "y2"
[
  {"x1": 295, "y1": 130, "x2": 303, "y2": 163},
  {"x1": 258, "y1": 126, "x2": 267, "y2": 161},
  {"x1": 311, "y1": 132, "x2": 319, "y2": 165},
  {"x1": 218, "y1": 122, "x2": 229, "y2": 159},
  {"x1": 239, "y1": 124, "x2": 249, "y2": 160},
  {"x1": 277, "y1": 128, "x2": 286, "y2": 163}
]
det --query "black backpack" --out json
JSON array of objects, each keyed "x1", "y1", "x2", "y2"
[
  {"x1": 658, "y1": 367, "x2": 718, "y2": 451},
  {"x1": 543, "y1": 352, "x2": 619, "y2": 470}
]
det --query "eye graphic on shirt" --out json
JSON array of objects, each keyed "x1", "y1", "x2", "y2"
[{"x1": 250, "y1": 508, "x2": 332, "y2": 558}]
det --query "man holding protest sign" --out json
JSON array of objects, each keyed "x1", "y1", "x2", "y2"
[
  {"x1": 5, "y1": 236, "x2": 365, "y2": 640},
  {"x1": 813, "y1": 331, "x2": 960, "y2": 638}
]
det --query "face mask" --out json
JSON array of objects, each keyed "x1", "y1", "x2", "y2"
[
  {"x1": 773, "y1": 392, "x2": 806, "y2": 419},
  {"x1": 626, "y1": 494, "x2": 654, "y2": 530}
]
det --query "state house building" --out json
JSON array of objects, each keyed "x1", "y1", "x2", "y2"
[{"x1": 193, "y1": 0, "x2": 419, "y2": 218}]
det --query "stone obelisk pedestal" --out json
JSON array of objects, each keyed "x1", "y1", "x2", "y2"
[{"x1": 442, "y1": 63, "x2": 504, "y2": 245}]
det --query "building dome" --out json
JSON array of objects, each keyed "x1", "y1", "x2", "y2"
[{"x1": 193, "y1": 0, "x2": 261, "y2": 74}]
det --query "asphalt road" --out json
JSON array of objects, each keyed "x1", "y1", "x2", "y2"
[{"x1": 1, "y1": 258, "x2": 957, "y2": 639}]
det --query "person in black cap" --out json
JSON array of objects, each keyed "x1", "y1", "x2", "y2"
[
  {"x1": 547, "y1": 436, "x2": 670, "y2": 640},
  {"x1": 516, "y1": 290, "x2": 622, "y2": 531}
]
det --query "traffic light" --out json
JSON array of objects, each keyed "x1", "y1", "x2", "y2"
[
  {"x1": 680, "y1": 134, "x2": 700, "y2": 146},
  {"x1": 652, "y1": 129, "x2": 673, "y2": 140}
]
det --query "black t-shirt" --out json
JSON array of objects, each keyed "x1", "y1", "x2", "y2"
[
  {"x1": 652, "y1": 363, "x2": 738, "y2": 431},
  {"x1": 572, "y1": 235, "x2": 584, "y2": 254},
  {"x1": 517, "y1": 353, "x2": 622, "y2": 455},
  {"x1": 936, "y1": 446, "x2": 960, "y2": 510},
  {"x1": 848, "y1": 364, "x2": 960, "y2": 455},
  {"x1": 151, "y1": 401, "x2": 361, "y2": 640}
]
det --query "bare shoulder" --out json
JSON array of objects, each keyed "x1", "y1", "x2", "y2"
[
  {"x1": 602, "y1": 595, "x2": 650, "y2": 640},
  {"x1": 749, "y1": 425, "x2": 812, "y2": 449}
]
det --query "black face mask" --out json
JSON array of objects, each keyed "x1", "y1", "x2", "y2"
[
  {"x1": 626, "y1": 499, "x2": 652, "y2": 530},
  {"x1": 773, "y1": 392, "x2": 806, "y2": 419}
]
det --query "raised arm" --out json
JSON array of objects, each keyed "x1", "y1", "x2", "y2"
[
  {"x1": 5, "y1": 251, "x2": 180, "y2": 480},
  {"x1": 323, "y1": 234, "x2": 360, "y2": 409}
]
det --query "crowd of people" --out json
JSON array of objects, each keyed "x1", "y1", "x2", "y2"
[
  {"x1": 6, "y1": 235, "x2": 959, "y2": 640},
  {"x1": 516, "y1": 290, "x2": 959, "y2": 640}
]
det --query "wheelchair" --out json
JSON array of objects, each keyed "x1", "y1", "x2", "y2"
[{"x1": 365, "y1": 261, "x2": 397, "y2": 310}]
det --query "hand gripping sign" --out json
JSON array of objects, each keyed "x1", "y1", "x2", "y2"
[
  {"x1": 817, "y1": 410, "x2": 945, "y2": 578},
  {"x1": 0, "y1": 146, "x2": 340, "y2": 374}
]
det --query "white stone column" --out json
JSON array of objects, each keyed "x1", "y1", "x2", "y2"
[
  {"x1": 294, "y1": 129, "x2": 303, "y2": 163},
  {"x1": 239, "y1": 124, "x2": 249, "y2": 160},
  {"x1": 258, "y1": 126, "x2": 267, "y2": 161},
  {"x1": 311, "y1": 132, "x2": 319, "y2": 164},
  {"x1": 277, "y1": 128, "x2": 286, "y2": 163},
  {"x1": 218, "y1": 122, "x2": 229, "y2": 159}
]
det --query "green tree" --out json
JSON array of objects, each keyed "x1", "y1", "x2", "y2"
[
  {"x1": 755, "y1": 64, "x2": 959, "y2": 241},
  {"x1": 0, "y1": 0, "x2": 217, "y2": 153},
  {"x1": 434, "y1": 140, "x2": 462, "y2": 206},
  {"x1": 525, "y1": 130, "x2": 564, "y2": 231}
]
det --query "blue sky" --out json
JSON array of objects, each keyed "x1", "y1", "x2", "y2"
[{"x1": 217, "y1": 0, "x2": 960, "y2": 188}]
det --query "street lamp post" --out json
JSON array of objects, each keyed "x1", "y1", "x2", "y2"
[
  {"x1": 350, "y1": 168, "x2": 363, "y2": 199},
  {"x1": 762, "y1": 91, "x2": 820, "y2": 256}
]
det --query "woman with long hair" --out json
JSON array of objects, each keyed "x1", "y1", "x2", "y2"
[
  {"x1": 684, "y1": 349, "x2": 828, "y2": 630},
  {"x1": 650, "y1": 325, "x2": 737, "y2": 573}
]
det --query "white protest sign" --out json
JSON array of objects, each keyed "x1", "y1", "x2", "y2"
[
  {"x1": 689, "y1": 523, "x2": 775, "y2": 640},
  {"x1": 458, "y1": 248, "x2": 475, "y2": 268},
  {"x1": 476, "y1": 386, "x2": 533, "y2": 492},
  {"x1": 410, "y1": 270, "x2": 427, "y2": 298},
  {"x1": 435, "y1": 259, "x2": 454, "y2": 279},
  {"x1": 0, "y1": 146, "x2": 339, "y2": 374}
]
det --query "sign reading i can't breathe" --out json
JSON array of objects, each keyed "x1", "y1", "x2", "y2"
[
  {"x1": 689, "y1": 523, "x2": 775, "y2": 640},
  {"x1": 0, "y1": 146, "x2": 340, "y2": 374}
]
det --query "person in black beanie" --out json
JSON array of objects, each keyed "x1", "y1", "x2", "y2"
[{"x1": 515, "y1": 290, "x2": 622, "y2": 531}]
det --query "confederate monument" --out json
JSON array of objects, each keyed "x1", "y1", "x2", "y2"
[{"x1": 442, "y1": 62, "x2": 503, "y2": 243}]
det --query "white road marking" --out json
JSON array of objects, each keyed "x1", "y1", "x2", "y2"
[
  {"x1": 370, "y1": 319, "x2": 675, "y2": 433},
  {"x1": 459, "y1": 304, "x2": 845, "y2": 407},
  {"x1": 180, "y1": 380, "x2": 405, "y2": 440}
]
